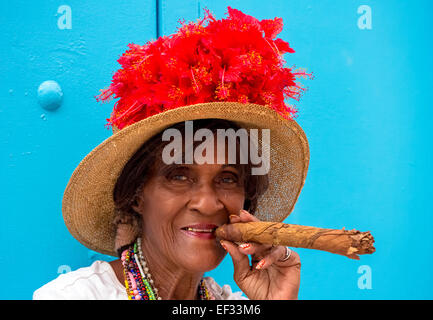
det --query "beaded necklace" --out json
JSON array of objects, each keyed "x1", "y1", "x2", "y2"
[{"x1": 120, "y1": 237, "x2": 210, "y2": 300}]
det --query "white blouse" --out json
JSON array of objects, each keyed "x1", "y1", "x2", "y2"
[{"x1": 33, "y1": 260, "x2": 247, "y2": 300}]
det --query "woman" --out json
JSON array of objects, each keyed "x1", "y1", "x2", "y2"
[{"x1": 33, "y1": 6, "x2": 310, "y2": 300}]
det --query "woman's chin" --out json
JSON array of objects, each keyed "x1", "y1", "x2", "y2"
[{"x1": 179, "y1": 250, "x2": 227, "y2": 273}]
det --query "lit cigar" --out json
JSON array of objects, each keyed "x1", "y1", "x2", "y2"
[{"x1": 215, "y1": 222, "x2": 375, "y2": 260}]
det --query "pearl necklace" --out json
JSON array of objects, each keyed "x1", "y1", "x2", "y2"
[{"x1": 136, "y1": 237, "x2": 161, "y2": 299}]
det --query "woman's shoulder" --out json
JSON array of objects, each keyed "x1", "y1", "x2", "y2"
[
  {"x1": 203, "y1": 277, "x2": 248, "y2": 300},
  {"x1": 33, "y1": 260, "x2": 126, "y2": 300}
]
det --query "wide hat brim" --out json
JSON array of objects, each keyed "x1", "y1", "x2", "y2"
[{"x1": 62, "y1": 101, "x2": 310, "y2": 257}]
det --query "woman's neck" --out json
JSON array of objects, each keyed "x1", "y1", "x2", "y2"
[{"x1": 139, "y1": 238, "x2": 204, "y2": 300}]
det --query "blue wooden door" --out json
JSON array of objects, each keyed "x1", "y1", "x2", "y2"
[{"x1": 0, "y1": 0, "x2": 157, "y2": 299}]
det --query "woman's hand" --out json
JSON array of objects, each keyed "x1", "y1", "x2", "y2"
[{"x1": 219, "y1": 210, "x2": 301, "y2": 300}]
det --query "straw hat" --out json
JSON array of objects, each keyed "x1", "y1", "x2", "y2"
[{"x1": 62, "y1": 6, "x2": 312, "y2": 257}]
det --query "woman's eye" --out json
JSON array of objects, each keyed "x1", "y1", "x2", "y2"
[
  {"x1": 168, "y1": 171, "x2": 192, "y2": 183},
  {"x1": 219, "y1": 173, "x2": 239, "y2": 184},
  {"x1": 171, "y1": 174, "x2": 188, "y2": 181},
  {"x1": 221, "y1": 177, "x2": 235, "y2": 183},
  {"x1": 165, "y1": 167, "x2": 191, "y2": 183}
]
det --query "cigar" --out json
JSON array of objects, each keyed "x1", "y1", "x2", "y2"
[{"x1": 215, "y1": 222, "x2": 375, "y2": 260}]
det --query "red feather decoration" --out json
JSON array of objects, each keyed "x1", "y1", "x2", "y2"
[{"x1": 96, "y1": 6, "x2": 313, "y2": 130}]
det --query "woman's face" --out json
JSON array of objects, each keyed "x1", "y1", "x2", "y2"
[{"x1": 132, "y1": 139, "x2": 245, "y2": 273}]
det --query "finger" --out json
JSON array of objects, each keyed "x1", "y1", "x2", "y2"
[
  {"x1": 239, "y1": 209, "x2": 260, "y2": 222},
  {"x1": 275, "y1": 248, "x2": 302, "y2": 269},
  {"x1": 220, "y1": 240, "x2": 250, "y2": 280},
  {"x1": 232, "y1": 211, "x2": 271, "y2": 254},
  {"x1": 217, "y1": 211, "x2": 262, "y2": 244},
  {"x1": 254, "y1": 246, "x2": 287, "y2": 270},
  {"x1": 237, "y1": 241, "x2": 272, "y2": 257},
  {"x1": 229, "y1": 214, "x2": 241, "y2": 223}
]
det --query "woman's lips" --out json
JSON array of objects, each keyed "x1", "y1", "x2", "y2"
[{"x1": 181, "y1": 223, "x2": 218, "y2": 239}]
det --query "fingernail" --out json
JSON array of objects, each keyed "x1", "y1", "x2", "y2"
[
  {"x1": 255, "y1": 259, "x2": 266, "y2": 270},
  {"x1": 229, "y1": 214, "x2": 238, "y2": 221},
  {"x1": 240, "y1": 209, "x2": 249, "y2": 216},
  {"x1": 220, "y1": 240, "x2": 227, "y2": 251},
  {"x1": 238, "y1": 243, "x2": 251, "y2": 249}
]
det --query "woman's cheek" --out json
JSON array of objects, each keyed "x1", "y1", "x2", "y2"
[
  {"x1": 156, "y1": 224, "x2": 178, "y2": 260},
  {"x1": 220, "y1": 189, "x2": 245, "y2": 211}
]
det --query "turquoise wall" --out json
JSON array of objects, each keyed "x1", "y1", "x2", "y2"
[{"x1": 1, "y1": 0, "x2": 432, "y2": 299}]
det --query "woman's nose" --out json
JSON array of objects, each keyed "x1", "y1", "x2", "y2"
[{"x1": 187, "y1": 182, "x2": 225, "y2": 216}]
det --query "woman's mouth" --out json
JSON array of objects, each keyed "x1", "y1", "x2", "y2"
[{"x1": 181, "y1": 223, "x2": 218, "y2": 239}]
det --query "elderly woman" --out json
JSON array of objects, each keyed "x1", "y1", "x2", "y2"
[{"x1": 33, "y1": 7, "x2": 310, "y2": 300}]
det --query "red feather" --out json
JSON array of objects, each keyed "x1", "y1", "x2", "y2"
[{"x1": 96, "y1": 6, "x2": 312, "y2": 130}]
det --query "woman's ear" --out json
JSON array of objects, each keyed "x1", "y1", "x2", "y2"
[
  {"x1": 131, "y1": 193, "x2": 145, "y2": 216},
  {"x1": 113, "y1": 210, "x2": 141, "y2": 254},
  {"x1": 131, "y1": 183, "x2": 147, "y2": 215},
  {"x1": 131, "y1": 201, "x2": 141, "y2": 215}
]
